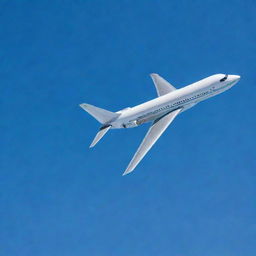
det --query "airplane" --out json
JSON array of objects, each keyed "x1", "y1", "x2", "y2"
[{"x1": 80, "y1": 73, "x2": 240, "y2": 175}]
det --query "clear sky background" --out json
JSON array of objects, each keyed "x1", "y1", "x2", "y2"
[{"x1": 1, "y1": 1, "x2": 256, "y2": 255}]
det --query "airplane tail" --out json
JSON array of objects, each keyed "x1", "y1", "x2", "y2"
[
  {"x1": 80, "y1": 103, "x2": 120, "y2": 147},
  {"x1": 89, "y1": 125, "x2": 111, "y2": 148},
  {"x1": 79, "y1": 103, "x2": 120, "y2": 124}
]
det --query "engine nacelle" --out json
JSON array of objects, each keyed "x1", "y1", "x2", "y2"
[
  {"x1": 122, "y1": 118, "x2": 149, "y2": 128},
  {"x1": 123, "y1": 120, "x2": 139, "y2": 128}
]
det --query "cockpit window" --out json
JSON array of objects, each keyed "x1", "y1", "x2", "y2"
[{"x1": 220, "y1": 74, "x2": 228, "y2": 82}]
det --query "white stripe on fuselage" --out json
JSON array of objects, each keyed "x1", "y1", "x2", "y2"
[{"x1": 112, "y1": 74, "x2": 236, "y2": 129}]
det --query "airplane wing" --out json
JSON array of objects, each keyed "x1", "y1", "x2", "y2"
[
  {"x1": 150, "y1": 73, "x2": 177, "y2": 97},
  {"x1": 123, "y1": 108, "x2": 182, "y2": 175}
]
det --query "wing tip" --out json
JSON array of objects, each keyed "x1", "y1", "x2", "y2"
[
  {"x1": 122, "y1": 167, "x2": 134, "y2": 176},
  {"x1": 122, "y1": 171, "x2": 131, "y2": 176},
  {"x1": 79, "y1": 103, "x2": 89, "y2": 111}
]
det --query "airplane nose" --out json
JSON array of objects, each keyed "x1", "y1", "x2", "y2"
[
  {"x1": 234, "y1": 75, "x2": 240, "y2": 81},
  {"x1": 230, "y1": 75, "x2": 240, "y2": 81}
]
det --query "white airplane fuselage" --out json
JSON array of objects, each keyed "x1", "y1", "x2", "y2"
[
  {"x1": 80, "y1": 73, "x2": 240, "y2": 175},
  {"x1": 111, "y1": 74, "x2": 240, "y2": 129}
]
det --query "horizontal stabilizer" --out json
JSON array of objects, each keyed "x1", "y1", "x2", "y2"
[
  {"x1": 90, "y1": 125, "x2": 111, "y2": 148},
  {"x1": 80, "y1": 103, "x2": 120, "y2": 124}
]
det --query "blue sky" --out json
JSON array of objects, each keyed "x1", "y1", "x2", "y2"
[{"x1": 1, "y1": 0, "x2": 256, "y2": 255}]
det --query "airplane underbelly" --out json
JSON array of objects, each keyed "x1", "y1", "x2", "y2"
[
  {"x1": 122, "y1": 110, "x2": 173, "y2": 128},
  {"x1": 119, "y1": 99, "x2": 199, "y2": 128},
  {"x1": 181, "y1": 102, "x2": 197, "y2": 112}
]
